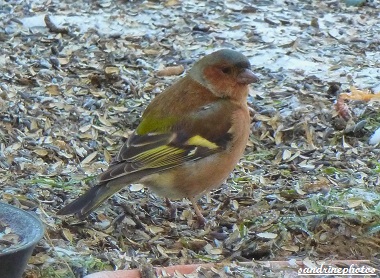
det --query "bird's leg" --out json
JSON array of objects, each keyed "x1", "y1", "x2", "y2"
[
  {"x1": 190, "y1": 197, "x2": 206, "y2": 226},
  {"x1": 165, "y1": 198, "x2": 177, "y2": 220}
]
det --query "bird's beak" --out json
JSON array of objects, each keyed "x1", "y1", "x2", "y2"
[{"x1": 237, "y1": 69, "x2": 259, "y2": 85}]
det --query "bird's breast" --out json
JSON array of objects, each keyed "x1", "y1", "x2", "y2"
[{"x1": 140, "y1": 105, "x2": 250, "y2": 200}]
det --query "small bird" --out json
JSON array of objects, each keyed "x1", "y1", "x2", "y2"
[{"x1": 57, "y1": 49, "x2": 259, "y2": 224}]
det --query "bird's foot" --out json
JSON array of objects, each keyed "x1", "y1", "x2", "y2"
[{"x1": 190, "y1": 197, "x2": 207, "y2": 227}]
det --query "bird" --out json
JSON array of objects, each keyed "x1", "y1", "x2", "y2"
[{"x1": 57, "y1": 49, "x2": 259, "y2": 225}]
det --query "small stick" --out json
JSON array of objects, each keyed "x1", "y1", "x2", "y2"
[{"x1": 44, "y1": 15, "x2": 69, "y2": 34}]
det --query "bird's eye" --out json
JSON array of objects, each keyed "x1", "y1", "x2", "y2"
[{"x1": 221, "y1": 67, "x2": 231, "y2": 74}]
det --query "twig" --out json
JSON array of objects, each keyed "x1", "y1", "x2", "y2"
[{"x1": 44, "y1": 15, "x2": 69, "y2": 34}]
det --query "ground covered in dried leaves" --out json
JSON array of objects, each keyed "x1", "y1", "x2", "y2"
[{"x1": 1, "y1": 0, "x2": 380, "y2": 277}]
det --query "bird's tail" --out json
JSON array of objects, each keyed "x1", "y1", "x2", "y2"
[
  {"x1": 57, "y1": 167, "x2": 169, "y2": 219},
  {"x1": 56, "y1": 179, "x2": 131, "y2": 219}
]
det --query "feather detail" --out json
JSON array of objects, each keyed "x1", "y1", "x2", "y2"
[
  {"x1": 185, "y1": 135, "x2": 219, "y2": 149},
  {"x1": 99, "y1": 131, "x2": 226, "y2": 183}
]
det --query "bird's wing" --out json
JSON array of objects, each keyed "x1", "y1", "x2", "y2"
[{"x1": 98, "y1": 100, "x2": 236, "y2": 183}]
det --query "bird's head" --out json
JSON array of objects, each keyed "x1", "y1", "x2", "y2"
[{"x1": 189, "y1": 49, "x2": 259, "y2": 100}]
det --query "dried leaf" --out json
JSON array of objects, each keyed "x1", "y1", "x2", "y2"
[
  {"x1": 45, "y1": 85, "x2": 60, "y2": 96},
  {"x1": 282, "y1": 149, "x2": 292, "y2": 160},
  {"x1": 33, "y1": 149, "x2": 48, "y2": 156},
  {"x1": 257, "y1": 232, "x2": 278, "y2": 239},
  {"x1": 130, "y1": 184, "x2": 144, "y2": 192},
  {"x1": 156, "y1": 65, "x2": 185, "y2": 77},
  {"x1": 81, "y1": 151, "x2": 98, "y2": 165},
  {"x1": 62, "y1": 228, "x2": 73, "y2": 243}
]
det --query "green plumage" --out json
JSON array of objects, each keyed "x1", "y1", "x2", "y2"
[{"x1": 136, "y1": 115, "x2": 177, "y2": 135}]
